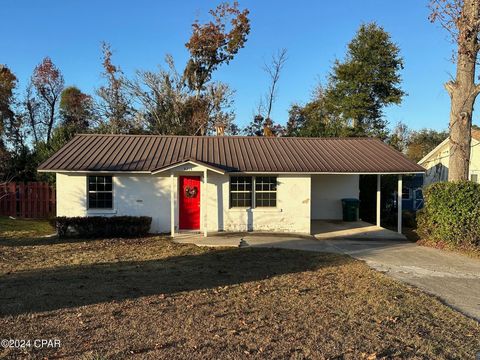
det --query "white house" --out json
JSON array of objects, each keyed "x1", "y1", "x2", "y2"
[
  {"x1": 418, "y1": 129, "x2": 480, "y2": 185},
  {"x1": 38, "y1": 134, "x2": 424, "y2": 236}
]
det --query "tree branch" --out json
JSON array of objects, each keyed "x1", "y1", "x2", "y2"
[{"x1": 444, "y1": 80, "x2": 456, "y2": 96}]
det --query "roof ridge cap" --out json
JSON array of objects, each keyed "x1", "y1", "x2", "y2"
[{"x1": 75, "y1": 133, "x2": 379, "y2": 141}]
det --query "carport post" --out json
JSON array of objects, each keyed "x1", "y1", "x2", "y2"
[
  {"x1": 203, "y1": 169, "x2": 208, "y2": 237},
  {"x1": 376, "y1": 174, "x2": 381, "y2": 227},
  {"x1": 397, "y1": 174, "x2": 403, "y2": 234},
  {"x1": 170, "y1": 173, "x2": 175, "y2": 237}
]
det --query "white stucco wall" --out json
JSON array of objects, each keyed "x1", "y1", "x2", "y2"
[
  {"x1": 310, "y1": 174, "x2": 359, "y2": 220},
  {"x1": 206, "y1": 173, "x2": 311, "y2": 234},
  {"x1": 56, "y1": 173, "x2": 87, "y2": 217},
  {"x1": 56, "y1": 173, "x2": 171, "y2": 233},
  {"x1": 421, "y1": 138, "x2": 480, "y2": 185},
  {"x1": 56, "y1": 169, "x2": 312, "y2": 234}
]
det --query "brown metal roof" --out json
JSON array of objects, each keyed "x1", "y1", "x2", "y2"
[{"x1": 38, "y1": 134, "x2": 425, "y2": 173}]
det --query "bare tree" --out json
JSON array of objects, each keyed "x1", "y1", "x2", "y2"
[
  {"x1": 263, "y1": 48, "x2": 288, "y2": 121},
  {"x1": 125, "y1": 55, "x2": 189, "y2": 134},
  {"x1": 246, "y1": 49, "x2": 287, "y2": 136},
  {"x1": 430, "y1": 0, "x2": 480, "y2": 180},
  {"x1": 24, "y1": 83, "x2": 40, "y2": 144},
  {"x1": 96, "y1": 42, "x2": 134, "y2": 134},
  {"x1": 125, "y1": 55, "x2": 235, "y2": 135},
  {"x1": 31, "y1": 57, "x2": 64, "y2": 143}
]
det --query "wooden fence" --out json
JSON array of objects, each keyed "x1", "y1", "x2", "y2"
[{"x1": 0, "y1": 182, "x2": 56, "y2": 218}]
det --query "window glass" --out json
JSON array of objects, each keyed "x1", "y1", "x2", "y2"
[
  {"x1": 255, "y1": 176, "x2": 277, "y2": 207},
  {"x1": 230, "y1": 176, "x2": 252, "y2": 207},
  {"x1": 88, "y1": 176, "x2": 113, "y2": 209}
]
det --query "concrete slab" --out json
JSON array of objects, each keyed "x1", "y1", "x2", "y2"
[
  {"x1": 174, "y1": 231, "x2": 480, "y2": 321},
  {"x1": 312, "y1": 220, "x2": 405, "y2": 240},
  {"x1": 173, "y1": 231, "x2": 315, "y2": 248}
]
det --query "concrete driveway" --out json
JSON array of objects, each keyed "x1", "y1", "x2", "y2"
[{"x1": 175, "y1": 233, "x2": 480, "y2": 321}]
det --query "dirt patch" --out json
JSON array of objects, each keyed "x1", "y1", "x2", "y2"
[{"x1": 0, "y1": 236, "x2": 479, "y2": 359}]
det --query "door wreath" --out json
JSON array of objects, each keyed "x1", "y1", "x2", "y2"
[{"x1": 185, "y1": 186, "x2": 198, "y2": 198}]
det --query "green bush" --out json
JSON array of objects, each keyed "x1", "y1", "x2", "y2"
[
  {"x1": 402, "y1": 210, "x2": 417, "y2": 228},
  {"x1": 51, "y1": 216, "x2": 152, "y2": 238},
  {"x1": 417, "y1": 181, "x2": 480, "y2": 247}
]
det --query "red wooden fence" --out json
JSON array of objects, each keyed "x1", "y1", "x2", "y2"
[{"x1": 0, "y1": 182, "x2": 56, "y2": 218}]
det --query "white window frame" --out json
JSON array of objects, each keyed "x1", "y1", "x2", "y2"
[
  {"x1": 254, "y1": 176, "x2": 278, "y2": 208},
  {"x1": 229, "y1": 175, "x2": 278, "y2": 209},
  {"x1": 229, "y1": 176, "x2": 253, "y2": 208},
  {"x1": 87, "y1": 175, "x2": 114, "y2": 210}
]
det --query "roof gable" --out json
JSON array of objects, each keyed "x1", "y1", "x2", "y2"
[
  {"x1": 38, "y1": 134, "x2": 425, "y2": 174},
  {"x1": 151, "y1": 159, "x2": 226, "y2": 174},
  {"x1": 417, "y1": 138, "x2": 450, "y2": 165},
  {"x1": 418, "y1": 130, "x2": 480, "y2": 165}
]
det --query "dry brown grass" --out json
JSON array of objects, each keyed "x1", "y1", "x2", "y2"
[
  {"x1": 0, "y1": 232, "x2": 479, "y2": 359},
  {"x1": 417, "y1": 238, "x2": 480, "y2": 260},
  {"x1": 0, "y1": 217, "x2": 54, "y2": 240}
]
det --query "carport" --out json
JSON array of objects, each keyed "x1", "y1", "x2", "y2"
[{"x1": 310, "y1": 171, "x2": 424, "y2": 236}]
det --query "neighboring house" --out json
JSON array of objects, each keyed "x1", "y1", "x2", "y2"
[
  {"x1": 419, "y1": 129, "x2": 480, "y2": 186},
  {"x1": 38, "y1": 134, "x2": 424, "y2": 236}
]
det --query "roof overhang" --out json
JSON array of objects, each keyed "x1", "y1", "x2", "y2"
[
  {"x1": 230, "y1": 171, "x2": 425, "y2": 175},
  {"x1": 151, "y1": 159, "x2": 226, "y2": 175},
  {"x1": 37, "y1": 169, "x2": 424, "y2": 175},
  {"x1": 37, "y1": 169, "x2": 152, "y2": 174}
]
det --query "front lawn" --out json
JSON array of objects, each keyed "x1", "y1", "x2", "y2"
[
  {"x1": 0, "y1": 233, "x2": 479, "y2": 359},
  {"x1": 0, "y1": 216, "x2": 54, "y2": 240}
]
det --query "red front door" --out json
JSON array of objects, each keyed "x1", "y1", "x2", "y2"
[{"x1": 179, "y1": 176, "x2": 201, "y2": 230}]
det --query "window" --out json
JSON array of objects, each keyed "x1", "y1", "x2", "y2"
[
  {"x1": 402, "y1": 187, "x2": 411, "y2": 200},
  {"x1": 255, "y1": 176, "x2": 277, "y2": 207},
  {"x1": 230, "y1": 176, "x2": 252, "y2": 207},
  {"x1": 88, "y1": 176, "x2": 113, "y2": 209},
  {"x1": 471, "y1": 174, "x2": 478, "y2": 183}
]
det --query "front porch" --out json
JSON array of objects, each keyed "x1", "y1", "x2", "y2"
[
  {"x1": 168, "y1": 171, "x2": 408, "y2": 238},
  {"x1": 174, "y1": 219, "x2": 406, "y2": 248}
]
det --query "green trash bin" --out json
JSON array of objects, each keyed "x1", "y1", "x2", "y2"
[{"x1": 341, "y1": 198, "x2": 360, "y2": 221}]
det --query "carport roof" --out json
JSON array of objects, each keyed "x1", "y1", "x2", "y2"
[{"x1": 38, "y1": 134, "x2": 425, "y2": 174}]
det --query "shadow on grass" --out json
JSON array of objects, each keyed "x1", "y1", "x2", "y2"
[
  {"x1": 0, "y1": 236, "x2": 83, "y2": 247},
  {"x1": 0, "y1": 247, "x2": 352, "y2": 316},
  {"x1": 0, "y1": 234, "x2": 162, "y2": 247}
]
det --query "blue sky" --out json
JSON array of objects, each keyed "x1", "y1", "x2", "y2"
[{"x1": 2, "y1": 0, "x2": 467, "y2": 131}]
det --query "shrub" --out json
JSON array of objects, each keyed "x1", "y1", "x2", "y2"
[
  {"x1": 417, "y1": 181, "x2": 480, "y2": 247},
  {"x1": 402, "y1": 210, "x2": 417, "y2": 228},
  {"x1": 51, "y1": 216, "x2": 152, "y2": 238}
]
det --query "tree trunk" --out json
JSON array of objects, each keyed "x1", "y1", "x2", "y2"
[
  {"x1": 447, "y1": 0, "x2": 480, "y2": 181},
  {"x1": 46, "y1": 102, "x2": 55, "y2": 144}
]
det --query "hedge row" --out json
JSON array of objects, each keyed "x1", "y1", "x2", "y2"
[
  {"x1": 51, "y1": 216, "x2": 152, "y2": 238},
  {"x1": 417, "y1": 181, "x2": 480, "y2": 247}
]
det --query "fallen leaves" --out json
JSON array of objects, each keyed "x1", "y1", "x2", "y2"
[{"x1": 0, "y1": 237, "x2": 479, "y2": 360}]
